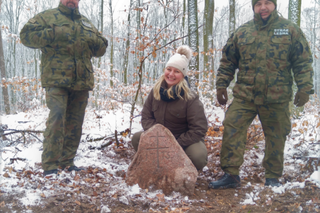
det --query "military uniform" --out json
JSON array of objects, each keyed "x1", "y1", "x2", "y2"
[
  {"x1": 20, "y1": 3, "x2": 108, "y2": 171},
  {"x1": 216, "y1": 10, "x2": 313, "y2": 178}
]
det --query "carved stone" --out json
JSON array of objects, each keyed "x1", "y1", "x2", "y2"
[{"x1": 126, "y1": 124, "x2": 198, "y2": 195}]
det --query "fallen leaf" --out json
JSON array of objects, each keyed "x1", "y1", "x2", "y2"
[
  {"x1": 0, "y1": 201, "x2": 5, "y2": 207},
  {"x1": 156, "y1": 193, "x2": 165, "y2": 202},
  {"x1": 40, "y1": 193, "x2": 46, "y2": 198},
  {"x1": 75, "y1": 200, "x2": 81, "y2": 205},
  {"x1": 3, "y1": 173, "x2": 10, "y2": 178},
  {"x1": 74, "y1": 175, "x2": 80, "y2": 181}
]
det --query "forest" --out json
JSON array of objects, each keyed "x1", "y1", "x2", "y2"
[
  {"x1": 0, "y1": 0, "x2": 319, "y2": 115},
  {"x1": 0, "y1": 0, "x2": 320, "y2": 212}
]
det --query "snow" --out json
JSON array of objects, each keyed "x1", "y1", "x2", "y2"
[
  {"x1": 1, "y1": 102, "x2": 320, "y2": 210},
  {"x1": 310, "y1": 169, "x2": 320, "y2": 184}
]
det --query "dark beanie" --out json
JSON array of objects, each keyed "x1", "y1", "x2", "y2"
[{"x1": 252, "y1": 0, "x2": 277, "y2": 10}]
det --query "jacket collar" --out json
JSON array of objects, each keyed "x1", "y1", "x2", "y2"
[
  {"x1": 254, "y1": 10, "x2": 279, "y2": 30},
  {"x1": 58, "y1": 2, "x2": 81, "y2": 19}
]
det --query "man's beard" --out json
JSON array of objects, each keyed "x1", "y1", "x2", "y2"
[{"x1": 67, "y1": 2, "x2": 76, "y2": 9}]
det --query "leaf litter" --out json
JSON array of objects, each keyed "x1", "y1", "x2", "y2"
[{"x1": 1, "y1": 101, "x2": 320, "y2": 212}]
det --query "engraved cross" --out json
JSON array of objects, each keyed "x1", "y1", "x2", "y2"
[{"x1": 147, "y1": 131, "x2": 169, "y2": 168}]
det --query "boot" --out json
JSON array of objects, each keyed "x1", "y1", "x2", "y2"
[
  {"x1": 208, "y1": 173, "x2": 240, "y2": 189},
  {"x1": 67, "y1": 166, "x2": 85, "y2": 172},
  {"x1": 43, "y1": 169, "x2": 58, "y2": 176},
  {"x1": 265, "y1": 178, "x2": 281, "y2": 187}
]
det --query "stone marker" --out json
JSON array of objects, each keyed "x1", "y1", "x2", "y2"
[{"x1": 126, "y1": 124, "x2": 198, "y2": 195}]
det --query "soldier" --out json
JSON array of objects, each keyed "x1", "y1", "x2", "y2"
[
  {"x1": 209, "y1": 0, "x2": 314, "y2": 188},
  {"x1": 20, "y1": 0, "x2": 108, "y2": 176}
]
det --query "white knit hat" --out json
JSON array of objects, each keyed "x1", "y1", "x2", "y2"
[{"x1": 165, "y1": 45, "x2": 192, "y2": 76}]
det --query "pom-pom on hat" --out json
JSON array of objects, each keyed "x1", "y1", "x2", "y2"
[
  {"x1": 252, "y1": 0, "x2": 277, "y2": 10},
  {"x1": 165, "y1": 45, "x2": 192, "y2": 76}
]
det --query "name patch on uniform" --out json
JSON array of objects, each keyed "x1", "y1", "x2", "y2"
[
  {"x1": 82, "y1": 20, "x2": 92, "y2": 28},
  {"x1": 274, "y1": 29, "x2": 289, "y2": 35}
]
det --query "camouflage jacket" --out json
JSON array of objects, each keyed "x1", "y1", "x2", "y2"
[
  {"x1": 216, "y1": 10, "x2": 314, "y2": 105},
  {"x1": 20, "y1": 3, "x2": 108, "y2": 90}
]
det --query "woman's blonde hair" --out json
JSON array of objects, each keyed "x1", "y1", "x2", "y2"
[{"x1": 153, "y1": 75, "x2": 195, "y2": 101}]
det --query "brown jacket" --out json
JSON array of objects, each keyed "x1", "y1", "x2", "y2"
[{"x1": 141, "y1": 87, "x2": 208, "y2": 147}]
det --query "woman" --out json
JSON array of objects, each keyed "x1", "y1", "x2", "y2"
[{"x1": 132, "y1": 45, "x2": 208, "y2": 171}]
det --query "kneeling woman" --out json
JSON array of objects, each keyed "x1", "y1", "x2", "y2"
[{"x1": 132, "y1": 45, "x2": 208, "y2": 171}]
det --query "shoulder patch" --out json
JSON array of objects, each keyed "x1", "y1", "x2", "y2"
[
  {"x1": 29, "y1": 18, "x2": 37, "y2": 24},
  {"x1": 82, "y1": 20, "x2": 92, "y2": 28}
]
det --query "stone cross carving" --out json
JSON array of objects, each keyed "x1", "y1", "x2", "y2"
[
  {"x1": 126, "y1": 124, "x2": 198, "y2": 195},
  {"x1": 147, "y1": 132, "x2": 169, "y2": 168}
]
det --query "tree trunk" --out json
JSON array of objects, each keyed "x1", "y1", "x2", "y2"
[
  {"x1": 182, "y1": 0, "x2": 186, "y2": 44},
  {"x1": 0, "y1": 1, "x2": 10, "y2": 114},
  {"x1": 288, "y1": 0, "x2": 302, "y2": 26},
  {"x1": 109, "y1": 0, "x2": 114, "y2": 87},
  {"x1": 98, "y1": 0, "x2": 104, "y2": 70},
  {"x1": 123, "y1": 0, "x2": 133, "y2": 86},
  {"x1": 188, "y1": 0, "x2": 199, "y2": 89},
  {"x1": 203, "y1": 0, "x2": 214, "y2": 86},
  {"x1": 229, "y1": 0, "x2": 236, "y2": 35}
]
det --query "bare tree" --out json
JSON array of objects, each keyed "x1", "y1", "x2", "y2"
[
  {"x1": 229, "y1": 0, "x2": 236, "y2": 34},
  {"x1": 288, "y1": 0, "x2": 302, "y2": 26},
  {"x1": 203, "y1": 0, "x2": 214, "y2": 86},
  {"x1": 0, "y1": 0, "x2": 10, "y2": 114},
  {"x1": 109, "y1": 0, "x2": 114, "y2": 87},
  {"x1": 123, "y1": 0, "x2": 133, "y2": 86},
  {"x1": 188, "y1": 0, "x2": 199, "y2": 88}
]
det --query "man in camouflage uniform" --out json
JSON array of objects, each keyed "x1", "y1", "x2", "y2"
[
  {"x1": 209, "y1": 0, "x2": 314, "y2": 188},
  {"x1": 20, "y1": 0, "x2": 108, "y2": 176}
]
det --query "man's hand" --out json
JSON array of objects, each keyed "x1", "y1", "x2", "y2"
[
  {"x1": 294, "y1": 91, "x2": 309, "y2": 107},
  {"x1": 217, "y1": 88, "x2": 228, "y2": 105}
]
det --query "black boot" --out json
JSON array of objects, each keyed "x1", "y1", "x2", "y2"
[
  {"x1": 67, "y1": 166, "x2": 85, "y2": 172},
  {"x1": 265, "y1": 178, "x2": 280, "y2": 187},
  {"x1": 43, "y1": 169, "x2": 58, "y2": 176},
  {"x1": 208, "y1": 173, "x2": 240, "y2": 189}
]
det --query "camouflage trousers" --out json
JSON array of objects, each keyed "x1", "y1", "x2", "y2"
[
  {"x1": 132, "y1": 131, "x2": 208, "y2": 171},
  {"x1": 42, "y1": 87, "x2": 89, "y2": 171},
  {"x1": 220, "y1": 98, "x2": 291, "y2": 178}
]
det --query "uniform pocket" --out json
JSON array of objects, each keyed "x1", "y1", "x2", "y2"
[
  {"x1": 80, "y1": 20, "x2": 98, "y2": 50},
  {"x1": 270, "y1": 36, "x2": 291, "y2": 60},
  {"x1": 237, "y1": 75, "x2": 254, "y2": 85},
  {"x1": 52, "y1": 23, "x2": 71, "y2": 42},
  {"x1": 238, "y1": 37, "x2": 256, "y2": 60}
]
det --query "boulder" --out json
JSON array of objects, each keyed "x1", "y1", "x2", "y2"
[{"x1": 126, "y1": 124, "x2": 198, "y2": 195}]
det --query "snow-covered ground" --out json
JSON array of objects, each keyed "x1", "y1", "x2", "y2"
[{"x1": 1, "y1": 101, "x2": 320, "y2": 211}]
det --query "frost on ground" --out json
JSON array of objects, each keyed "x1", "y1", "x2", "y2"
[{"x1": 1, "y1": 102, "x2": 320, "y2": 212}]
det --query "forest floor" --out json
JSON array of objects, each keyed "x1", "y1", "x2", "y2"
[
  {"x1": 1, "y1": 104, "x2": 320, "y2": 213},
  {"x1": 1, "y1": 135, "x2": 320, "y2": 213}
]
